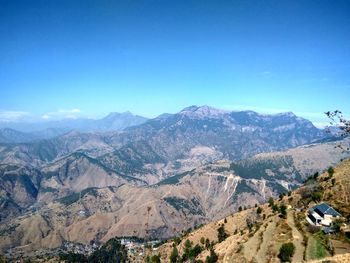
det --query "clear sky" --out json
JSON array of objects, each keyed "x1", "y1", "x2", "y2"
[{"x1": 1, "y1": 0, "x2": 350, "y2": 126}]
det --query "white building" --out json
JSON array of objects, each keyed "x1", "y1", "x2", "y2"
[{"x1": 307, "y1": 203, "x2": 341, "y2": 227}]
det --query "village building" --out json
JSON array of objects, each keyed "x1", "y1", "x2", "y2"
[{"x1": 307, "y1": 203, "x2": 341, "y2": 227}]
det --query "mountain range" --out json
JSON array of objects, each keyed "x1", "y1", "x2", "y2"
[
  {"x1": 0, "y1": 105, "x2": 348, "y2": 258},
  {"x1": 0, "y1": 111, "x2": 148, "y2": 141}
]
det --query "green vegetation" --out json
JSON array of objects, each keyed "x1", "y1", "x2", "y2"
[
  {"x1": 268, "y1": 197, "x2": 274, "y2": 207},
  {"x1": 279, "y1": 204, "x2": 287, "y2": 218},
  {"x1": 256, "y1": 207, "x2": 262, "y2": 214},
  {"x1": 230, "y1": 156, "x2": 296, "y2": 181},
  {"x1": 327, "y1": 166, "x2": 334, "y2": 177},
  {"x1": 170, "y1": 245, "x2": 179, "y2": 263},
  {"x1": 163, "y1": 197, "x2": 204, "y2": 216},
  {"x1": 180, "y1": 239, "x2": 203, "y2": 262},
  {"x1": 306, "y1": 236, "x2": 328, "y2": 260},
  {"x1": 156, "y1": 170, "x2": 194, "y2": 186},
  {"x1": 58, "y1": 187, "x2": 98, "y2": 206},
  {"x1": 40, "y1": 186, "x2": 57, "y2": 193},
  {"x1": 311, "y1": 191, "x2": 322, "y2": 202},
  {"x1": 217, "y1": 224, "x2": 228, "y2": 242},
  {"x1": 205, "y1": 248, "x2": 218, "y2": 263},
  {"x1": 149, "y1": 254, "x2": 161, "y2": 263},
  {"x1": 278, "y1": 242, "x2": 295, "y2": 262},
  {"x1": 0, "y1": 255, "x2": 7, "y2": 263}
]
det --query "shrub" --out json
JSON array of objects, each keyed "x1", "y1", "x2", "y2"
[
  {"x1": 205, "y1": 248, "x2": 218, "y2": 263},
  {"x1": 272, "y1": 204, "x2": 279, "y2": 213},
  {"x1": 170, "y1": 246, "x2": 178, "y2": 263},
  {"x1": 268, "y1": 197, "x2": 274, "y2": 207},
  {"x1": 278, "y1": 242, "x2": 295, "y2": 262},
  {"x1": 307, "y1": 224, "x2": 321, "y2": 234},
  {"x1": 217, "y1": 224, "x2": 228, "y2": 242},
  {"x1": 257, "y1": 207, "x2": 263, "y2": 214},
  {"x1": 280, "y1": 204, "x2": 287, "y2": 218},
  {"x1": 150, "y1": 254, "x2": 161, "y2": 263},
  {"x1": 328, "y1": 167, "x2": 334, "y2": 177},
  {"x1": 311, "y1": 191, "x2": 322, "y2": 202},
  {"x1": 331, "y1": 178, "x2": 336, "y2": 186}
]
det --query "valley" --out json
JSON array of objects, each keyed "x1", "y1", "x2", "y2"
[{"x1": 0, "y1": 106, "x2": 349, "y2": 262}]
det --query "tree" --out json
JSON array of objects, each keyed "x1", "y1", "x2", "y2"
[
  {"x1": 205, "y1": 238, "x2": 211, "y2": 250},
  {"x1": 268, "y1": 197, "x2": 274, "y2": 207},
  {"x1": 200, "y1": 237, "x2": 205, "y2": 245},
  {"x1": 328, "y1": 166, "x2": 334, "y2": 177},
  {"x1": 170, "y1": 245, "x2": 178, "y2": 263},
  {"x1": 217, "y1": 224, "x2": 228, "y2": 242},
  {"x1": 205, "y1": 248, "x2": 218, "y2": 263},
  {"x1": 257, "y1": 207, "x2": 263, "y2": 214},
  {"x1": 278, "y1": 242, "x2": 295, "y2": 262},
  {"x1": 272, "y1": 204, "x2": 279, "y2": 213},
  {"x1": 333, "y1": 218, "x2": 343, "y2": 232},
  {"x1": 150, "y1": 254, "x2": 161, "y2": 263},
  {"x1": 238, "y1": 206, "x2": 242, "y2": 212},
  {"x1": 325, "y1": 110, "x2": 350, "y2": 151},
  {"x1": 325, "y1": 110, "x2": 350, "y2": 136},
  {"x1": 224, "y1": 217, "x2": 227, "y2": 223},
  {"x1": 181, "y1": 239, "x2": 192, "y2": 261},
  {"x1": 280, "y1": 204, "x2": 287, "y2": 218},
  {"x1": 189, "y1": 244, "x2": 203, "y2": 259}
]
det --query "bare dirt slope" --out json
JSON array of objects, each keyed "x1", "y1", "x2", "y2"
[{"x1": 155, "y1": 158, "x2": 350, "y2": 263}]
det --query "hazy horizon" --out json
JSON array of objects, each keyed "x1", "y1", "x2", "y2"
[{"x1": 1, "y1": 0, "x2": 350, "y2": 127}]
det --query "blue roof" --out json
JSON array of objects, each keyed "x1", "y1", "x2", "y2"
[{"x1": 313, "y1": 203, "x2": 341, "y2": 217}]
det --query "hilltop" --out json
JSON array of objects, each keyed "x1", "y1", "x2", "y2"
[{"x1": 151, "y1": 158, "x2": 350, "y2": 263}]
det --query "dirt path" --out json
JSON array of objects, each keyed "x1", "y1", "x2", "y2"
[
  {"x1": 255, "y1": 220, "x2": 277, "y2": 263},
  {"x1": 243, "y1": 224, "x2": 265, "y2": 262},
  {"x1": 286, "y1": 210, "x2": 305, "y2": 262},
  {"x1": 243, "y1": 219, "x2": 277, "y2": 263}
]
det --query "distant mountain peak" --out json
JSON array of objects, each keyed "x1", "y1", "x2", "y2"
[
  {"x1": 275, "y1": 111, "x2": 297, "y2": 117},
  {"x1": 180, "y1": 105, "x2": 228, "y2": 118}
]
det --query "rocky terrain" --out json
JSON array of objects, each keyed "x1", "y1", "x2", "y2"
[
  {"x1": 0, "y1": 138, "x2": 349, "y2": 257},
  {"x1": 153, "y1": 158, "x2": 350, "y2": 263},
  {"x1": 0, "y1": 106, "x2": 348, "y2": 258}
]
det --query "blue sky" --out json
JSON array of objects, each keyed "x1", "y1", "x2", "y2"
[{"x1": 1, "y1": 0, "x2": 350, "y2": 126}]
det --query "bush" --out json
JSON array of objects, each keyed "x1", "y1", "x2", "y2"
[
  {"x1": 272, "y1": 204, "x2": 279, "y2": 213},
  {"x1": 280, "y1": 204, "x2": 287, "y2": 218},
  {"x1": 268, "y1": 197, "x2": 274, "y2": 207},
  {"x1": 150, "y1": 254, "x2": 161, "y2": 263},
  {"x1": 170, "y1": 246, "x2": 178, "y2": 263},
  {"x1": 217, "y1": 224, "x2": 228, "y2": 242},
  {"x1": 205, "y1": 248, "x2": 218, "y2": 263},
  {"x1": 328, "y1": 167, "x2": 334, "y2": 177},
  {"x1": 257, "y1": 207, "x2": 263, "y2": 214},
  {"x1": 278, "y1": 242, "x2": 295, "y2": 262},
  {"x1": 331, "y1": 178, "x2": 336, "y2": 186},
  {"x1": 311, "y1": 191, "x2": 322, "y2": 202},
  {"x1": 307, "y1": 224, "x2": 321, "y2": 234}
]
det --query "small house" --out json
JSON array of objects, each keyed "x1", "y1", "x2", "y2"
[{"x1": 307, "y1": 203, "x2": 341, "y2": 227}]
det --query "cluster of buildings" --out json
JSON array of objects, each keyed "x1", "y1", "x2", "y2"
[{"x1": 62, "y1": 241, "x2": 99, "y2": 255}]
